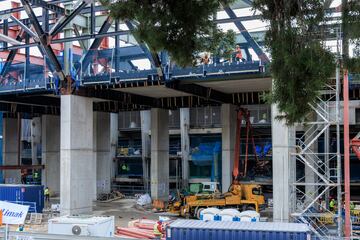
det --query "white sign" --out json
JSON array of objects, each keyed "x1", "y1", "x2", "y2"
[{"x1": 0, "y1": 201, "x2": 29, "y2": 225}]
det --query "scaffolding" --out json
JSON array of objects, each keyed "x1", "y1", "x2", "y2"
[{"x1": 290, "y1": 29, "x2": 343, "y2": 239}]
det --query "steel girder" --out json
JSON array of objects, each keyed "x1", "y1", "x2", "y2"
[
  {"x1": 124, "y1": 21, "x2": 164, "y2": 78},
  {"x1": 21, "y1": 0, "x2": 65, "y2": 80},
  {"x1": 223, "y1": 6, "x2": 270, "y2": 63},
  {"x1": 79, "y1": 15, "x2": 114, "y2": 74},
  {"x1": 49, "y1": 0, "x2": 92, "y2": 37},
  {"x1": 0, "y1": 31, "x2": 26, "y2": 77}
]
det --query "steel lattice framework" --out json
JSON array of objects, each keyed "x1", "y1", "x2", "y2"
[{"x1": 290, "y1": 29, "x2": 343, "y2": 239}]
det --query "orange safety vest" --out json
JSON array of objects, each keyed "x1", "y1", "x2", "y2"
[{"x1": 236, "y1": 50, "x2": 242, "y2": 59}]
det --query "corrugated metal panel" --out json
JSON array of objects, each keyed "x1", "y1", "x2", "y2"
[
  {"x1": 0, "y1": 184, "x2": 44, "y2": 213},
  {"x1": 167, "y1": 220, "x2": 310, "y2": 240}
]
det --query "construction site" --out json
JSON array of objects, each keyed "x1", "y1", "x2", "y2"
[{"x1": 0, "y1": 0, "x2": 359, "y2": 239}]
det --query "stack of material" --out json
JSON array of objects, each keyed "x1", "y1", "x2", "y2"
[
  {"x1": 116, "y1": 219, "x2": 167, "y2": 239},
  {"x1": 97, "y1": 191, "x2": 125, "y2": 202}
]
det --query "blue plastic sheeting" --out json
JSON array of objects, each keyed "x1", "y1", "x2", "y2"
[
  {"x1": 255, "y1": 143, "x2": 272, "y2": 158},
  {"x1": 166, "y1": 220, "x2": 310, "y2": 240},
  {"x1": 0, "y1": 184, "x2": 44, "y2": 213},
  {"x1": 349, "y1": 73, "x2": 360, "y2": 89},
  {"x1": 191, "y1": 142, "x2": 221, "y2": 166}
]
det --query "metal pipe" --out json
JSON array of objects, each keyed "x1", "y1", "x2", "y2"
[
  {"x1": 0, "y1": 33, "x2": 23, "y2": 46},
  {"x1": 0, "y1": 30, "x2": 132, "y2": 51},
  {"x1": 9, "y1": 15, "x2": 37, "y2": 39},
  {"x1": 343, "y1": 69, "x2": 351, "y2": 238},
  {"x1": 336, "y1": 30, "x2": 343, "y2": 237}
]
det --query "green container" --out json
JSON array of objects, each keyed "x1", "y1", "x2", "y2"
[{"x1": 189, "y1": 183, "x2": 202, "y2": 194}]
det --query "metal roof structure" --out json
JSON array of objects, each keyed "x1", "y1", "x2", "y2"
[{"x1": 0, "y1": 0, "x2": 342, "y2": 114}]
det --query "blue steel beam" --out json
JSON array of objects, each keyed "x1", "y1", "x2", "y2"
[
  {"x1": 42, "y1": 8, "x2": 49, "y2": 32},
  {"x1": 125, "y1": 21, "x2": 164, "y2": 78},
  {"x1": 21, "y1": 0, "x2": 65, "y2": 80},
  {"x1": 79, "y1": 15, "x2": 113, "y2": 72},
  {"x1": 49, "y1": 0, "x2": 91, "y2": 37},
  {"x1": 0, "y1": 30, "x2": 132, "y2": 51},
  {"x1": 72, "y1": 24, "x2": 87, "y2": 50},
  {"x1": 90, "y1": 3, "x2": 95, "y2": 34},
  {"x1": 9, "y1": 16, "x2": 37, "y2": 38},
  {"x1": 0, "y1": 31, "x2": 26, "y2": 77},
  {"x1": 114, "y1": 19, "x2": 119, "y2": 72},
  {"x1": 241, "y1": 0, "x2": 253, "y2": 6},
  {"x1": 28, "y1": 0, "x2": 65, "y2": 15},
  {"x1": 3, "y1": 20, "x2": 8, "y2": 49},
  {"x1": 223, "y1": 6, "x2": 270, "y2": 63}
]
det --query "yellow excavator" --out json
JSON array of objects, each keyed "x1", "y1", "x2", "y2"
[{"x1": 168, "y1": 109, "x2": 266, "y2": 219}]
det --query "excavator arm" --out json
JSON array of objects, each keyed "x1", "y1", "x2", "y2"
[
  {"x1": 351, "y1": 132, "x2": 360, "y2": 160},
  {"x1": 233, "y1": 108, "x2": 258, "y2": 180}
]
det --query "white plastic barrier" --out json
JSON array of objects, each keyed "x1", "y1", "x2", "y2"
[
  {"x1": 219, "y1": 209, "x2": 241, "y2": 222},
  {"x1": 200, "y1": 208, "x2": 221, "y2": 221},
  {"x1": 238, "y1": 210, "x2": 260, "y2": 222}
]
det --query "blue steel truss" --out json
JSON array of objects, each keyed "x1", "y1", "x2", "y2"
[{"x1": 0, "y1": 0, "x2": 272, "y2": 95}]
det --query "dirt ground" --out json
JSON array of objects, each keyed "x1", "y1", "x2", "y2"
[
  {"x1": 22, "y1": 197, "x2": 176, "y2": 233},
  {"x1": 93, "y1": 198, "x2": 167, "y2": 227}
]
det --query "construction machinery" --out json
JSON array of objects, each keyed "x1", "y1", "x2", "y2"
[
  {"x1": 351, "y1": 132, "x2": 360, "y2": 160},
  {"x1": 168, "y1": 108, "x2": 266, "y2": 218}
]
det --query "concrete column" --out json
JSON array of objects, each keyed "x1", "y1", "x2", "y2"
[
  {"x1": 180, "y1": 108, "x2": 190, "y2": 188},
  {"x1": 60, "y1": 95, "x2": 94, "y2": 215},
  {"x1": 271, "y1": 103, "x2": 296, "y2": 222},
  {"x1": 92, "y1": 113, "x2": 97, "y2": 200},
  {"x1": 140, "y1": 110, "x2": 151, "y2": 192},
  {"x1": 95, "y1": 112, "x2": 112, "y2": 195},
  {"x1": 110, "y1": 113, "x2": 119, "y2": 179},
  {"x1": 31, "y1": 117, "x2": 41, "y2": 165},
  {"x1": 150, "y1": 108, "x2": 169, "y2": 201},
  {"x1": 41, "y1": 115, "x2": 60, "y2": 195},
  {"x1": 3, "y1": 118, "x2": 20, "y2": 183},
  {"x1": 221, "y1": 104, "x2": 236, "y2": 193}
]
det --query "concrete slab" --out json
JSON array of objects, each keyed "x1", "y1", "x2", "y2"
[
  {"x1": 197, "y1": 77, "x2": 271, "y2": 93},
  {"x1": 115, "y1": 85, "x2": 192, "y2": 98}
]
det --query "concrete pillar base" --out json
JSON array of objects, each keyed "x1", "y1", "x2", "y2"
[
  {"x1": 150, "y1": 108, "x2": 169, "y2": 201},
  {"x1": 271, "y1": 104, "x2": 296, "y2": 222},
  {"x1": 3, "y1": 118, "x2": 21, "y2": 183},
  {"x1": 221, "y1": 104, "x2": 236, "y2": 193},
  {"x1": 60, "y1": 95, "x2": 94, "y2": 215},
  {"x1": 41, "y1": 115, "x2": 60, "y2": 196}
]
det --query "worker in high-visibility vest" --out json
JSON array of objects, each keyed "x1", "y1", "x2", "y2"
[
  {"x1": 33, "y1": 170, "x2": 39, "y2": 183},
  {"x1": 153, "y1": 220, "x2": 164, "y2": 239},
  {"x1": 121, "y1": 164, "x2": 130, "y2": 172},
  {"x1": 235, "y1": 45, "x2": 245, "y2": 62},
  {"x1": 44, "y1": 187, "x2": 50, "y2": 203},
  {"x1": 329, "y1": 198, "x2": 337, "y2": 212},
  {"x1": 350, "y1": 201, "x2": 355, "y2": 211}
]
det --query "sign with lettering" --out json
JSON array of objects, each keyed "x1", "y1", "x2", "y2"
[{"x1": 0, "y1": 201, "x2": 29, "y2": 224}]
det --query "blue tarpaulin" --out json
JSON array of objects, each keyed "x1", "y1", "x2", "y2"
[{"x1": 191, "y1": 142, "x2": 221, "y2": 166}]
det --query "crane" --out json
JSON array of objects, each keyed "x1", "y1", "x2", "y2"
[{"x1": 233, "y1": 108, "x2": 258, "y2": 180}]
